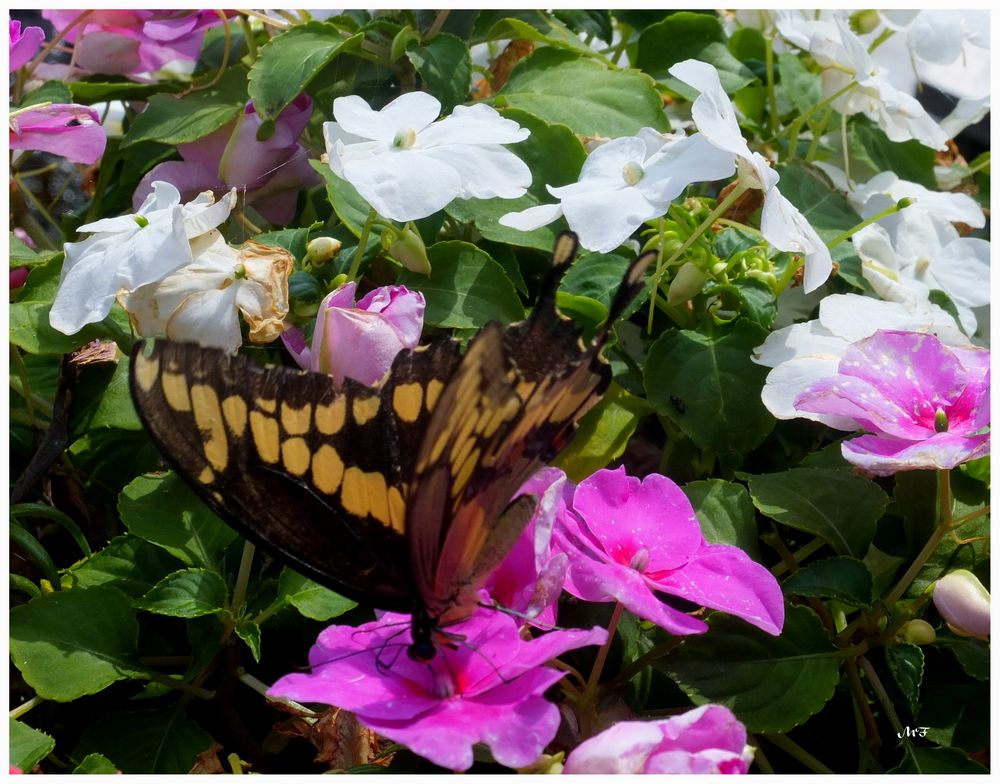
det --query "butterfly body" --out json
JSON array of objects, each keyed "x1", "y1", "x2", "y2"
[{"x1": 129, "y1": 234, "x2": 652, "y2": 659}]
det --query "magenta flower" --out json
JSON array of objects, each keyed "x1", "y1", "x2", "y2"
[
  {"x1": 269, "y1": 609, "x2": 607, "y2": 771},
  {"x1": 10, "y1": 19, "x2": 44, "y2": 71},
  {"x1": 282, "y1": 281, "x2": 425, "y2": 387},
  {"x1": 794, "y1": 330, "x2": 990, "y2": 476},
  {"x1": 9, "y1": 104, "x2": 106, "y2": 165},
  {"x1": 555, "y1": 467, "x2": 784, "y2": 636},
  {"x1": 42, "y1": 10, "x2": 228, "y2": 78},
  {"x1": 563, "y1": 704, "x2": 754, "y2": 774},
  {"x1": 485, "y1": 468, "x2": 570, "y2": 628},
  {"x1": 133, "y1": 95, "x2": 319, "y2": 225}
]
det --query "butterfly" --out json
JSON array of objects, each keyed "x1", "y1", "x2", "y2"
[{"x1": 129, "y1": 233, "x2": 653, "y2": 660}]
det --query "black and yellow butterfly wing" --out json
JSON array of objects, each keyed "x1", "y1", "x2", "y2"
[{"x1": 129, "y1": 233, "x2": 653, "y2": 626}]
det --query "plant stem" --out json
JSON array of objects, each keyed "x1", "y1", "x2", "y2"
[
  {"x1": 9, "y1": 695, "x2": 44, "y2": 720},
  {"x1": 761, "y1": 733, "x2": 834, "y2": 774},
  {"x1": 823, "y1": 200, "x2": 908, "y2": 250},
  {"x1": 584, "y1": 601, "x2": 623, "y2": 698},
  {"x1": 858, "y1": 655, "x2": 910, "y2": 749},
  {"x1": 231, "y1": 540, "x2": 256, "y2": 612},
  {"x1": 348, "y1": 208, "x2": 378, "y2": 281}
]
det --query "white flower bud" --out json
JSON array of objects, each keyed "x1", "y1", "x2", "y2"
[{"x1": 933, "y1": 570, "x2": 989, "y2": 640}]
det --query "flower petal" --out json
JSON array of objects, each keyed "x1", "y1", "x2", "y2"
[
  {"x1": 842, "y1": 431, "x2": 990, "y2": 475},
  {"x1": 334, "y1": 92, "x2": 441, "y2": 141},
  {"x1": 341, "y1": 149, "x2": 462, "y2": 221}
]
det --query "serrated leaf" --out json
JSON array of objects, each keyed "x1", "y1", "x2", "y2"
[
  {"x1": 73, "y1": 753, "x2": 120, "y2": 774},
  {"x1": 554, "y1": 384, "x2": 652, "y2": 482},
  {"x1": 939, "y1": 637, "x2": 989, "y2": 681},
  {"x1": 849, "y1": 121, "x2": 937, "y2": 189},
  {"x1": 248, "y1": 24, "x2": 362, "y2": 120},
  {"x1": 10, "y1": 587, "x2": 145, "y2": 701},
  {"x1": 9, "y1": 301, "x2": 132, "y2": 356},
  {"x1": 890, "y1": 746, "x2": 989, "y2": 774},
  {"x1": 683, "y1": 479, "x2": 761, "y2": 561},
  {"x1": 278, "y1": 568, "x2": 357, "y2": 621},
  {"x1": 885, "y1": 642, "x2": 924, "y2": 718},
  {"x1": 659, "y1": 604, "x2": 840, "y2": 733},
  {"x1": 397, "y1": 241, "x2": 524, "y2": 328},
  {"x1": 10, "y1": 719, "x2": 55, "y2": 772},
  {"x1": 782, "y1": 556, "x2": 873, "y2": 606},
  {"x1": 19, "y1": 79, "x2": 73, "y2": 108},
  {"x1": 236, "y1": 620, "x2": 262, "y2": 662},
  {"x1": 406, "y1": 32, "x2": 470, "y2": 113},
  {"x1": 777, "y1": 52, "x2": 821, "y2": 115},
  {"x1": 67, "y1": 535, "x2": 183, "y2": 597},
  {"x1": 500, "y1": 48, "x2": 668, "y2": 137},
  {"x1": 118, "y1": 472, "x2": 238, "y2": 569},
  {"x1": 69, "y1": 79, "x2": 184, "y2": 104},
  {"x1": 644, "y1": 319, "x2": 774, "y2": 460},
  {"x1": 74, "y1": 707, "x2": 214, "y2": 774},
  {"x1": 136, "y1": 568, "x2": 228, "y2": 618},
  {"x1": 745, "y1": 467, "x2": 887, "y2": 558}
]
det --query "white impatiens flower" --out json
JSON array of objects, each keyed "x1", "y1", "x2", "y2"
[
  {"x1": 853, "y1": 221, "x2": 990, "y2": 335},
  {"x1": 121, "y1": 231, "x2": 293, "y2": 354},
  {"x1": 499, "y1": 128, "x2": 734, "y2": 253},
  {"x1": 323, "y1": 92, "x2": 530, "y2": 222},
  {"x1": 668, "y1": 58, "x2": 834, "y2": 293},
  {"x1": 776, "y1": 14, "x2": 949, "y2": 150},
  {"x1": 846, "y1": 171, "x2": 986, "y2": 233},
  {"x1": 50, "y1": 182, "x2": 237, "y2": 335},
  {"x1": 752, "y1": 292, "x2": 971, "y2": 427},
  {"x1": 881, "y1": 10, "x2": 989, "y2": 67}
]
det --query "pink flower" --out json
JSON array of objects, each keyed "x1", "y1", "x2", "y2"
[
  {"x1": 133, "y1": 95, "x2": 319, "y2": 225},
  {"x1": 282, "y1": 281, "x2": 425, "y2": 387},
  {"x1": 9, "y1": 103, "x2": 106, "y2": 164},
  {"x1": 794, "y1": 330, "x2": 990, "y2": 476},
  {"x1": 555, "y1": 467, "x2": 784, "y2": 636},
  {"x1": 486, "y1": 468, "x2": 570, "y2": 628},
  {"x1": 41, "y1": 10, "x2": 230, "y2": 78},
  {"x1": 563, "y1": 705, "x2": 755, "y2": 774},
  {"x1": 932, "y1": 569, "x2": 990, "y2": 640},
  {"x1": 269, "y1": 609, "x2": 607, "y2": 771},
  {"x1": 10, "y1": 19, "x2": 44, "y2": 71}
]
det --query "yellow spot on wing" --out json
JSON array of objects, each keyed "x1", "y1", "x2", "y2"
[
  {"x1": 452, "y1": 447, "x2": 480, "y2": 498},
  {"x1": 425, "y1": 378, "x2": 444, "y2": 411},
  {"x1": 340, "y1": 467, "x2": 368, "y2": 517},
  {"x1": 387, "y1": 485, "x2": 406, "y2": 533},
  {"x1": 281, "y1": 402, "x2": 312, "y2": 436},
  {"x1": 315, "y1": 397, "x2": 346, "y2": 435},
  {"x1": 249, "y1": 411, "x2": 279, "y2": 463},
  {"x1": 364, "y1": 471, "x2": 391, "y2": 527},
  {"x1": 198, "y1": 466, "x2": 215, "y2": 484},
  {"x1": 162, "y1": 372, "x2": 192, "y2": 412},
  {"x1": 133, "y1": 353, "x2": 159, "y2": 393},
  {"x1": 311, "y1": 444, "x2": 344, "y2": 494},
  {"x1": 282, "y1": 437, "x2": 311, "y2": 476},
  {"x1": 392, "y1": 382, "x2": 423, "y2": 423},
  {"x1": 353, "y1": 395, "x2": 380, "y2": 426},
  {"x1": 255, "y1": 397, "x2": 277, "y2": 413},
  {"x1": 222, "y1": 395, "x2": 248, "y2": 438},
  {"x1": 191, "y1": 384, "x2": 228, "y2": 472}
]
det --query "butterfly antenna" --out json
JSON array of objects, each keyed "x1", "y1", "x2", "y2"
[
  {"x1": 533, "y1": 231, "x2": 580, "y2": 313},
  {"x1": 476, "y1": 598, "x2": 569, "y2": 634}
]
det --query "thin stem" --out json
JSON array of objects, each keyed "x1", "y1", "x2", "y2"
[
  {"x1": 844, "y1": 658, "x2": 880, "y2": 760},
  {"x1": 858, "y1": 655, "x2": 910, "y2": 746},
  {"x1": 750, "y1": 735, "x2": 775, "y2": 773},
  {"x1": 584, "y1": 601, "x2": 624, "y2": 699},
  {"x1": 25, "y1": 11, "x2": 93, "y2": 79},
  {"x1": 185, "y1": 10, "x2": 232, "y2": 93},
  {"x1": 240, "y1": 14, "x2": 258, "y2": 61},
  {"x1": 348, "y1": 208, "x2": 379, "y2": 281},
  {"x1": 770, "y1": 536, "x2": 826, "y2": 577},
  {"x1": 761, "y1": 733, "x2": 834, "y2": 774},
  {"x1": 823, "y1": 200, "x2": 910, "y2": 251},
  {"x1": 145, "y1": 670, "x2": 216, "y2": 700},
  {"x1": 764, "y1": 35, "x2": 779, "y2": 137},
  {"x1": 784, "y1": 81, "x2": 855, "y2": 158},
  {"x1": 236, "y1": 9, "x2": 290, "y2": 29},
  {"x1": 231, "y1": 540, "x2": 256, "y2": 612},
  {"x1": 9, "y1": 696, "x2": 44, "y2": 720},
  {"x1": 426, "y1": 10, "x2": 450, "y2": 38},
  {"x1": 13, "y1": 173, "x2": 61, "y2": 236},
  {"x1": 10, "y1": 346, "x2": 37, "y2": 427}
]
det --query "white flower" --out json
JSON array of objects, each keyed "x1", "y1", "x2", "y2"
[
  {"x1": 499, "y1": 128, "x2": 734, "y2": 253},
  {"x1": 669, "y1": 58, "x2": 834, "y2": 293},
  {"x1": 939, "y1": 96, "x2": 991, "y2": 141},
  {"x1": 847, "y1": 171, "x2": 986, "y2": 232},
  {"x1": 854, "y1": 222, "x2": 989, "y2": 335},
  {"x1": 881, "y1": 10, "x2": 989, "y2": 66},
  {"x1": 121, "y1": 231, "x2": 293, "y2": 354},
  {"x1": 777, "y1": 14, "x2": 948, "y2": 150},
  {"x1": 50, "y1": 182, "x2": 236, "y2": 335},
  {"x1": 753, "y1": 292, "x2": 971, "y2": 427},
  {"x1": 323, "y1": 92, "x2": 530, "y2": 222}
]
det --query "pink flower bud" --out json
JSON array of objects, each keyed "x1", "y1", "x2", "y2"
[{"x1": 933, "y1": 570, "x2": 990, "y2": 640}]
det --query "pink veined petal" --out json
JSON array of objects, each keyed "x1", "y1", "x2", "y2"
[
  {"x1": 842, "y1": 431, "x2": 991, "y2": 476},
  {"x1": 649, "y1": 543, "x2": 785, "y2": 635},
  {"x1": 280, "y1": 327, "x2": 311, "y2": 369},
  {"x1": 355, "y1": 286, "x2": 425, "y2": 348},
  {"x1": 563, "y1": 721, "x2": 665, "y2": 773},
  {"x1": 795, "y1": 374, "x2": 934, "y2": 440},
  {"x1": 10, "y1": 21, "x2": 45, "y2": 71},
  {"x1": 316, "y1": 307, "x2": 408, "y2": 386},
  {"x1": 761, "y1": 356, "x2": 857, "y2": 429},
  {"x1": 341, "y1": 148, "x2": 462, "y2": 221},
  {"x1": 334, "y1": 92, "x2": 441, "y2": 142},
  {"x1": 10, "y1": 104, "x2": 107, "y2": 164}
]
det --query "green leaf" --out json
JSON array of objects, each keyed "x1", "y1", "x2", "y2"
[
  {"x1": 891, "y1": 746, "x2": 989, "y2": 774},
  {"x1": 482, "y1": 17, "x2": 604, "y2": 58},
  {"x1": 554, "y1": 384, "x2": 653, "y2": 482},
  {"x1": 939, "y1": 637, "x2": 989, "y2": 681},
  {"x1": 729, "y1": 27, "x2": 766, "y2": 62},
  {"x1": 10, "y1": 587, "x2": 145, "y2": 701},
  {"x1": 553, "y1": 9, "x2": 613, "y2": 42},
  {"x1": 73, "y1": 753, "x2": 120, "y2": 774},
  {"x1": 9, "y1": 302, "x2": 131, "y2": 356},
  {"x1": 849, "y1": 121, "x2": 937, "y2": 189},
  {"x1": 20, "y1": 80, "x2": 74, "y2": 108},
  {"x1": 660, "y1": 604, "x2": 840, "y2": 733},
  {"x1": 69, "y1": 79, "x2": 184, "y2": 104},
  {"x1": 777, "y1": 52, "x2": 821, "y2": 115},
  {"x1": 637, "y1": 13, "x2": 756, "y2": 90},
  {"x1": 118, "y1": 472, "x2": 239, "y2": 569},
  {"x1": 67, "y1": 535, "x2": 182, "y2": 597},
  {"x1": 446, "y1": 108, "x2": 585, "y2": 250},
  {"x1": 254, "y1": 226, "x2": 312, "y2": 260},
  {"x1": 406, "y1": 33, "x2": 471, "y2": 113},
  {"x1": 236, "y1": 619, "x2": 262, "y2": 662},
  {"x1": 278, "y1": 568, "x2": 357, "y2": 621},
  {"x1": 312, "y1": 160, "x2": 378, "y2": 238},
  {"x1": 560, "y1": 252, "x2": 632, "y2": 310},
  {"x1": 644, "y1": 320, "x2": 774, "y2": 460},
  {"x1": 10, "y1": 719, "x2": 55, "y2": 773},
  {"x1": 500, "y1": 48, "x2": 668, "y2": 137},
  {"x1": 136, "y1": 568, "x2": 229, "y2": 618},
  {"x1": 782, "y1": 556, "x2": 874, "y2": 606},
  {"x1": 706, "y1": 278, "x2": 777, "y2": 330},
  {"x1": 908, "y1": 511, "x2": 988, "y2": 597},
  {"x1": 745, "y1": 467, "x2": 887, "y2": 558},
  {"x1": 885, "y1": 642, "x2": 924, "y2": 718},
  {"x1": 74, "y1": 707, "x2": 214, "y2": 774},
  {"x1": 683, "y1": 479, "x2": 761, "y2": 561},
  {"x1": 69, "y1": 357, "x2": 143, "y2": 432},
  {"x1": 121, "y1": 66, "x2": 248, "y2": 147},
  {"x1": 397, "y1": 241, "x2": 524, "y2": 328},
  {"x1": 248, "y1": 24, "x2": 362, "y2": 120}
]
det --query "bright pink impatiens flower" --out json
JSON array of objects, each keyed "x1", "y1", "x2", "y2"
[
  {"x1": 554, "y1": 467, "x2": 784, "y2": 636},
  {"x1": 563, "y1": 704, "x2": 755, "y2": 774},
  {"x1": 269, "y1": 609, "x2": 606, "y2": 771},
  {"x1": 10, "y1": 19, "x2": 44, "y2": 71},
  {"x1": 282, "y1": 281, "x2": 425, "y2": 387},
  {"x1": 794, "y1": 329, "x2": 990, "y2": 476},
  {"x1": 133, "y1": 95, "x2": 319, "y2": 225},
  {"x1": 9, "y1": 103, "x2": 106, "y2": 165}
]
